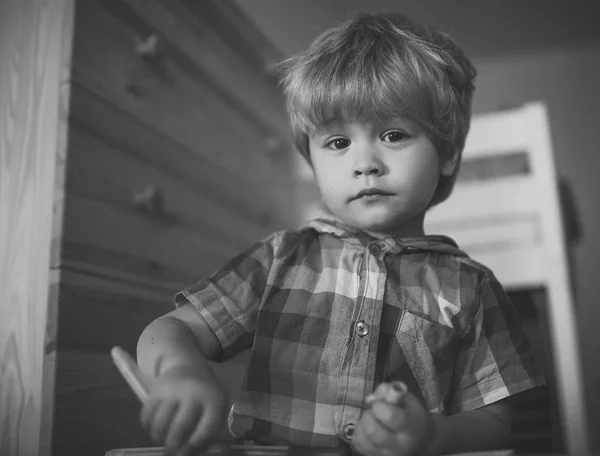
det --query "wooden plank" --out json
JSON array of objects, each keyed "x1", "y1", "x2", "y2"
[
  {"x1": 61, "y1": 241, "x2": 196, "y2": 295},
  {"x1": 63, "y1": 87, "x2": 293, "y2": 292},
  {"x1": 66, "y1": 120, "x2": 271, "y2": 249},
  {"x1": 120, "y1": 0, "x2": 290, "y2": 135},
  {"x1": 68, "y1": 83, "x2": 293, "y2": 232},
  {"x1": 57, "y1": 270, "x2": 171, "y2": 353},
  {"x1": 182, "y1": 0, "x2": 284, "y2": 73},
  {"x1": 0, "y1": 1, "x2": 74, "y2": 456},
  {"x1": 71, "y1": 0, "x2": 293, "y2": 192},
  {"x1": 53, "y1": 351, "x2": 154, "y2": 454},
  {"x1": 60, "y1": 268, "x2": 173, "y2": 304},
  {"x1": 55, "y1": 267, "x2": 252, "y2": 372},
  {"x1": 63, "y1": 192, "x2": 239, "y2": 286}
]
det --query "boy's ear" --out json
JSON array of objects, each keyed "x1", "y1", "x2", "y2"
[{"x1": 441, "y1": 150, "x2": 460, "y2": 176}]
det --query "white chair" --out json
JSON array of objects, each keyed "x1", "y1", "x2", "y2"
[{"x1": 425, "y1": 102, "x2": 588, "y2": 455}]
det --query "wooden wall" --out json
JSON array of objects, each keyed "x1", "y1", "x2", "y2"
[
  {"x1": 0, "y1": 1, "x2": 75, "y2": 456},
  {"x1": 51, "y1": 1, "x2": 294, "y2": 454}
]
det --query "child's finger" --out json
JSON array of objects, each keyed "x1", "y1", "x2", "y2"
[
  {"x1": 364, "y1": 393, "x2": 377, "y2": 408},
  {"x1": 370, "y1": 400, "x2": 408, "y2": 432},
  {"x1": 385, "y1": 382, "x2": 407, "y2": 405},
  {"x1": 140, "y1": 399, "x2": 160, "y2": 432},
  {"x1": 352, "y1": 422, "x2": 379, "y2": 456},
  {"x1": 364, "y1": 382, "x2": 391, "y2": 408},
  {"x1": 365, "y1": 381, "x2": 407, "y2": 408},
  {"x1": 165, "y1": 405, "x2": 200, "y2": 453},
  {"x1": 372, "y1": 382, "x2": 390, "y2": 399},
  {"x1": 353, "y1": 412, "x2": 398, "y2": 456},
  {"x1": 150, "y1": 401, "x2": 179, "y2": 444},
  {"x1": 173, "y1": 444, "x2": 194, "y2": 456},
  {"x1": 360, "y1": 409, "x2": 399, "y2": 445},
  {"x1": 186, "y1": 404, "x2": 224, "y2": 451}
]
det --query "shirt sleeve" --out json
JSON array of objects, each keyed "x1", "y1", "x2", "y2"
[
  {"x1": 174, "y1": 232, "x2": 282, "y2": 361},
  {"x1": 448, "y1": 271, "x2": 547, "y2": 413}
]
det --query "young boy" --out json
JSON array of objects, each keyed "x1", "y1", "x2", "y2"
[{"x1": 136, "y1": 12, "x2": 546, "y2": 456}]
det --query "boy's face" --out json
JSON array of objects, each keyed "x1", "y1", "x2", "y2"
[{"x1": 308, "y1": 116, "x2": 457, "y2": 238}]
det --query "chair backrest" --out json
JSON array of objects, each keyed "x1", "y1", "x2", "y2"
[{"x1": 425, "y1": 102, "x2": 588, "y2": 454}]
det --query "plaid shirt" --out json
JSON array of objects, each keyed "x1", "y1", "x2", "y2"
[{"x1": 175, "y1": 215, "x2": 545, "y2": 447}]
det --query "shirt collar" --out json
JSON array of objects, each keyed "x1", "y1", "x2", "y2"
[{"x1": 302, "y1": 206, "x2": 467, "y2": 257}]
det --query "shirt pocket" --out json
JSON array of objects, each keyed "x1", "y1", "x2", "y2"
[
  {"x1": 387, "y1": 309, "x2": 461, "y2": 414},
  {"x1": 398, "y1": 309, "x2": 458, "y2": 350}
]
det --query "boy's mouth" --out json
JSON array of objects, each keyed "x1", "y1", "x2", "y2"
[{"x1": 351, "y1": 188, "x2": 395, "y2": 201}]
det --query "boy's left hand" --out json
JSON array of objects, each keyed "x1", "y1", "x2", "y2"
[{"x1": 352, "y1": 383, "x2": 436, "y2": 456}]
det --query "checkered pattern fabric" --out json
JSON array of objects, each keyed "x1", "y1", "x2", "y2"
[{"x1": 175, "y1": 215, "x2": 546, "y2": 447}]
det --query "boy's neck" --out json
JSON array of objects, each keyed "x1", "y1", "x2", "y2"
[{"x1": 363, "y1": 211, "x2": 426, "y2": 240}]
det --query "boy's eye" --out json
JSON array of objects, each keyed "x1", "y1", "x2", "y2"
[
  {"x1": 382, "y1": 131, "x2": 408, "y2": 142},
  {"x1": 325, "y1": 138, "x2": 350, "y2": 150}
]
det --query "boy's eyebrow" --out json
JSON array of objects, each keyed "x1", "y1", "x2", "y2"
[
  {"x1": 311, "y1": 122, "x2": 339, "y2": 138},
  {"x1": 380, "y1": 115, "x2": 419, "y2": 131},
  {"x1": 311, "y1": 125, "x2": 329, "y2": 137}
]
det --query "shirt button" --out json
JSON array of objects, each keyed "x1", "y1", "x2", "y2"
[
  {"x1": 342, "y1": 423, "x2": 355, "y2": 439},
  {"x1": 369, "y1": 244, "x2": 381, "y2": 256},
  {"x1": 355, "y1": 321, "x2": 369, "y2": 337}
]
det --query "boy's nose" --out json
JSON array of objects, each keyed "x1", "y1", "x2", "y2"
[
  {"x1": 353, "y1": 161, "x2": 383, "y2": 177},
  {"x1": 353, "y1": 143, "x2": 385, "y2": 177}
]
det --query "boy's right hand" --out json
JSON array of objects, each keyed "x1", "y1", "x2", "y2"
[{"x1": 140, "y1": 365, "x2": 229, "y2": 456}]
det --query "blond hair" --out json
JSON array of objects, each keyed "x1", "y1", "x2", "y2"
[{"x1": 275, "y1": 13, "x2": 476, "y2": 206}]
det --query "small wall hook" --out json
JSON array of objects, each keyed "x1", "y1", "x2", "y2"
[
  {"x1": 136, "y1": 34, "x2": 159, "y2": 58},
  {"x1": 133, "y1": 185, "x2": 177, "y2": 225},
  {"x1": 127, "y1": 33, "x2": 172, "y2": 96}
]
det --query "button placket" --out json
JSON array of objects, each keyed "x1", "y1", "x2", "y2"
[{"x1": 337, "y1": 241, "x2": 385, "y2": 437}]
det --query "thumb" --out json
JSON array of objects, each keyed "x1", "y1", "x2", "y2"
[{"x1": 385, "y1": 381, "x2": 408, "y2": 405}]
